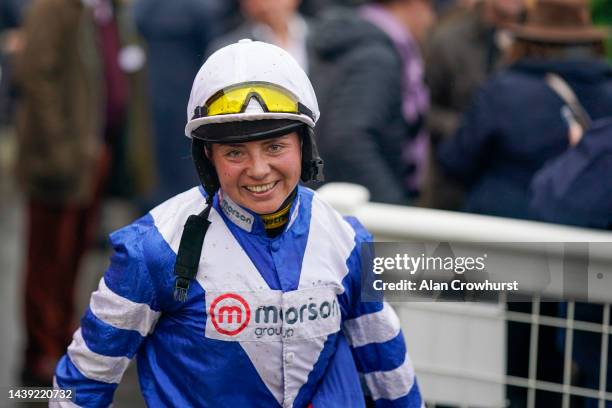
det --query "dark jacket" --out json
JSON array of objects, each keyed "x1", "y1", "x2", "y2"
[
  {"x1": 530, "y1": 117, "x2": 612, "y2": 230},
  {"x1": 16, "y1": 0, "x2": 102, "y2": 204},
  {"x1": 0, "y1": 0, "x2": 28, "y2": 30},
  {"x1": 308, "y1": 8, "x2": 409, "y2": 204},
  {"x1": 133, "y1": 0, "x2": 212, "y2": 205},
  {"x1": 438, "y1": 58, "x2": 612, "y2": 219},
  {"x1": 421, "y1": 4, "x2": 503, "y2": 209}
]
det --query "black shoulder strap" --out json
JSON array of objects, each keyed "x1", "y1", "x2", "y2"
[{"x1": 173, "y1": 205, "x2": 212, "y2": 302}]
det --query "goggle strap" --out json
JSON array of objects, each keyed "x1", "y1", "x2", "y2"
[
  {"x1": 298, "y1": 102, "x2": 314, "y2": 121},
  {"x1": 192, "y1": 105, "x2": 208, "y2": 120}
]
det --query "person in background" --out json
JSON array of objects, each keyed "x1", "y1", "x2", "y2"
[
  {"x1": 421, "y1": 0, "x2": 525, "y2": 209},
  {"x1": 438, "y1": 0, "x2": 612, "y2": 220},
  {"x1": 207, "y1": 0, "x2": 310, "y2": 71},
  {"x1": 308, "y1": 0, "x2": 435, "y2": 204},
  {"x1": 433, "y1": 0, "x2": 477, "y2": 17},
  {"x1": 529, "y1": 116, "x2": 612, "y2": 408},
  {"x1": 101, "y1": 0, "x2": 155, "y2": 206},
  {"x1": 530, "y1": 117, "x2": 612, "y2": 230},
  {"x1": 132, "y1": 0, "x2": 214, "y2": 207},
  {"x1": 15, "y1": 0, "x2": 115, "y2": 386},
  {"x1": 438, "y1": 3, "x2": 611, "y2": 405},
  {"x1": 525, "y1": 11, "x2": 612, "y2": 402}
]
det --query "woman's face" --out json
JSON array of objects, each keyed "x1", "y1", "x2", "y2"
[{"x1": 209, "y1": 132, "x2": 302, "y2": 214}]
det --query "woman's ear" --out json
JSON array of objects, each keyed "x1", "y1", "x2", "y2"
[{"x1": 204, "y1": 144, "x2": 213, "y2": 164}]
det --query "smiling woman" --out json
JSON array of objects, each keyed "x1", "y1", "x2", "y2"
[
  {"x1": 208, "y1": 132, "x2": 302, "y2": 214},
  {"x1": 51, "y1": 39, "x2": 424, "y2": 408}
]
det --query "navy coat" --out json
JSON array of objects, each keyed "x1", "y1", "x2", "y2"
[
  {"x1": 438, "y1": 58, "x2": 612, "y2": 219},
  {"x1": 530, "y1": 117, "x2": 612, "y2": 230}
]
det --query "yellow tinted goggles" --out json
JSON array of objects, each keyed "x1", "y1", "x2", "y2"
[{"x1": 193, "y1": 82, "x2": 313, "y2": 120}]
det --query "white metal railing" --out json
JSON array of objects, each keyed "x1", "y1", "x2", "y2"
[
  {"x1": 318, "y1": 183, "x2": 612, "y2": 408},
  {"x1": 317, "y1": 183, "x2": 612, "y2": 243}
]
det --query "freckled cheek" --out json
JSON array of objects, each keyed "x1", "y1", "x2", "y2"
[{"x1": 215, "y1": 162, "x2": 243, "y2": 187}]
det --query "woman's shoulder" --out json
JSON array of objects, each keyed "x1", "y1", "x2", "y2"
[
  {"x1": 108, "y1": 187, "x2": 207, "y2": 267},
  {"x1": 304, "y1": 186, "x2": 372, "y2": 245}
]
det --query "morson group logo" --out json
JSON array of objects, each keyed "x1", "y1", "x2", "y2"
[
  {"x1": 209, "y1": 293, "x2": 251, "y2": 336},
  {"x1": 206, "y1": 289, "x2": 341, "y2": 341}
]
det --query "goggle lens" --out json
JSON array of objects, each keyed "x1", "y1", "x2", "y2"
[{"x1": 204, "y1": 82, "x2": 299, "y2": 117}]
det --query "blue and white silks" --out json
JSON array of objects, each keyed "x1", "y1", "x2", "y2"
[{"x1": 53, "y1": 185, "x2": 422, "y2": 407}]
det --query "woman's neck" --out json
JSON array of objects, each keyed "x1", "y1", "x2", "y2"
[{"x1": 260, "y1": 188, "x2": 297, "y2": 237}]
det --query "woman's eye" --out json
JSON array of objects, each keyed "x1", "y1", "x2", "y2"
[
  {"x1": 268, "y1": 144, "x2": 283, "y2": 153},
  {"x1": 225, "y1": 150, "x2": 242, "y2": 158}
]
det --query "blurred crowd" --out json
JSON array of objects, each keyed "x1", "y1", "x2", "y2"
[{"x1": 0, "y1": 0, "x2": 611, "y2": 406}]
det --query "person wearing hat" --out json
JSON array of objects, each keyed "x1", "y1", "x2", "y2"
[
  {"x1": 439, "y1": 0, "x2": 612, "y2": 220},
  {"x1": 439, "y1": 1, "x2": 612, "y2": 406},
  {"x1": 51, "y1": 40, "x2": 423, "y2": 407}
]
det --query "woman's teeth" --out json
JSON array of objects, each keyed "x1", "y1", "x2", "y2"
[{"x1": 245, "y1": 182, "x2": 275, "y2": 193}]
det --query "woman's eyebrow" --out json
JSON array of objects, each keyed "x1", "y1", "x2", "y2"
[{"x1": 263, "y1": 136, "x2": 288, "y2": 144}]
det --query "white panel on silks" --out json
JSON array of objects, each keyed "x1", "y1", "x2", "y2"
[
  {"x1": 150, "y1": 187, "x2": 207, "y2": 254},
  {"x1": 300, "y1": 195, "x2": 356, "y2": 289}
]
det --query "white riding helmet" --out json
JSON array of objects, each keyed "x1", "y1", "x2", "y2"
[{"x1": 185, "y1": 39, "x2": 319, "y2": 137}]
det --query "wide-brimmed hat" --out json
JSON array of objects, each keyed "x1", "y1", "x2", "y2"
[{"x1": 508, "y1": 0, "x2": 607, "y2": 44}]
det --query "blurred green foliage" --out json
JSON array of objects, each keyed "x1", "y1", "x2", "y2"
[{"x1": 590, "y1": 0, "x2": 612, "y2": 60}]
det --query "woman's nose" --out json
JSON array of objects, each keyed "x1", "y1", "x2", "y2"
[{"x1": 246, "y1": 154, "x2": 271, "y2": 179}]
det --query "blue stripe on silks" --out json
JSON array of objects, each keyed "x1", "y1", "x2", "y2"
[
  {"x1": 352, "y1": 331, "x2": 406, "y2": 374},
  {"x1": 219, "y1": 186, "x2": 314, "y2": 292},
  {"x1": 276, "y1": 187, "x2": 313, "y2": 292},
  {"x1": 141, "y1": 219, "x2": 183, "y2": 311},
  {"x1": 340, "y1": 216, "x2": 382, "y2": 319},
  {"x1": 227, "y1": 224, "x2": 281, "y2": 289},
  {"x1": 81, "y1": 308, "x2": 144, "y2": 358},
  {"x1": 104, "y1": 214, "x2": 158, "y2": 307},
  {"x1": 307, "y1": 333, "x2": 366, "y2": 408},
  {"x1": 354, "y1": 297, "x2": 385, "y2": 317},
  {"x1": 374, "y1": 379, "x2": 422, "y2": 408},
  {"x1": 292, "y1": 332, "x2": 340, "y2": 407},
  {"x1": 339, "y1": 241, "x2": 363, "y2": 317},
  {"x1": 55, "y1": 354, "x2": 118, "y2": 408}
]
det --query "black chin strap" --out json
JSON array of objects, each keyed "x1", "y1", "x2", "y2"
[{"x1": 173, "y1": 204, "x2": 212, "y2": 302}]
